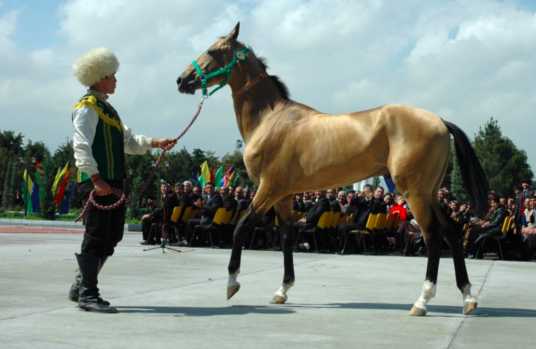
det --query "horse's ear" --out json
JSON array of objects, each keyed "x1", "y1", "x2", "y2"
[{"x1": 225, "y1": 22, "x2": 240, "y2": 42}]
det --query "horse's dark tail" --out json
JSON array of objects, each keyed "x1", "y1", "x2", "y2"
[{"x1": 443, "y1": 121, "x2": 489, "y2": 218}]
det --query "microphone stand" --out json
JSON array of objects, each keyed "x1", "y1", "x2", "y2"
[{"x1": 144, "y1": 190, "x2": 181, "y2": 253}]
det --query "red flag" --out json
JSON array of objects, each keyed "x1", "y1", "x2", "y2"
[
  {"x1": 210, "y1": 167, "x2": 214, "y2": 183},
  {"x1": 55, "y1": 168, "x2": 71, "y2": 205},
  {"x1": 35, "y1": 161, "x2": 43, "y2": 179}
]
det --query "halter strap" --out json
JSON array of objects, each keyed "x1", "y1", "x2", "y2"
[
  {"x1": 193, "y1": 46, "x2": 249, "y2": 98},
  {"x1": 232, "y1": 72, "x2": 270, "y2": 98}
]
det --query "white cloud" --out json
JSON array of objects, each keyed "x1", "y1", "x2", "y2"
[{"x1": 1, "y1": 0, "x2": 535, "y2": 172}]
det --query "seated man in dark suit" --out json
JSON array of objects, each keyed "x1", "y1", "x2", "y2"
[
  {"x1": 293, "y1": 190, "x2": 331, "y2": 251},
  {"x1": 338, "y1": 185, "x2": 387, "y2": 253},
  {"x1": 183, "y1": 180, "x2": 198, "y2": 206},
  {"x1": 221, "y1": 186, "x2": 237, "y2": 214},
  {"x1": 173, "y1": 182, "x2": 192, "y2": 246},
  {"x1": 293, "y1": 193, "x2": 305, "y2": 212},
  {"x1": 235, "y1": 187, "x2": 249, "y2": 213},
  {"x1": 327, "y1": 189, "x2": 341, "y2": 213},
  {"x1": 186, "y1": 182, "x2": 223, "y2": 245},
  {"x1": 302, "y1": 192, "x2": 314, "y2": 212},
  {"x1": 140, "y1": 182, "x2": 179, "y2": 245}
]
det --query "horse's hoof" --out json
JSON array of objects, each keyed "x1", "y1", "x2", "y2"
[
  {"x1": 227, "y1": 283, "x2": 240, "y2": 300},
  {"x1": 269, "y1": 294, "x2": 287, "y2": 304},
  {"x1": 409, "y1": 305, "x2": 427, "y2": 316},
  {"x1": 463, "y1": 300, "x2": 478, "y2": 315}
]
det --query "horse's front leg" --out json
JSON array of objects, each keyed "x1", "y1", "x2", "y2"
[
  {"x1": 227, "y1": 185, "x2": 281, "y2": 300},
  {"x1": 270, "y1": 195, "x2": 295, "y2": 304}
]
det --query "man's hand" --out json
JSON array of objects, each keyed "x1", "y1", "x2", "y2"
[
  {"x1": 194, "y1": 200, "x2": 203, "y2": 208},
  {"x1": 91, "y1": 175, "x2": 112, "y2": 196},
  {"x1": 298, "y1": 218, "x2": 306, "y2": 223},
  {"x1": 141, "y1": 214, "x2": 150, "y2": 221},
  {"x1": 152, "y1": 138, "x2": 177, "y2": 151}
]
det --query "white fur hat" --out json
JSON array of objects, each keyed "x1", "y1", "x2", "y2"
[{"x1": 72, "y1": 47, "x2": 119, "y2": 87}]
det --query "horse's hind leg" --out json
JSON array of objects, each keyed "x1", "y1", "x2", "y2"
[
  {"x1": 270, "y1": 195, "x2": 295, "y2": 304},
  {"x1": 443, "y1": 223, "x2": 478, "y2": 315},
  {"x1": 227, "y1": 185, "x2": 282, "y2": 300}
]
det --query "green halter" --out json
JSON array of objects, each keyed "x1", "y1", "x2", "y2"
[{"x1": 192, "y1": 46, "x2": 249, "y2": 98}]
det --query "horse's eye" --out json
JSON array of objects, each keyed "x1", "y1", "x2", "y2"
[{"x1": 207, "y1": 50, "x2": 215, "y2": 57}]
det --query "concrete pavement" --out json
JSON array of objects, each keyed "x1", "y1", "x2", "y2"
[{"x1": 1, "y1": 229, "x2": 536, "y2": 349}]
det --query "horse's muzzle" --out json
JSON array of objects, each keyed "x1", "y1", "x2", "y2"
[{"x1": 177, "y1": 74, "x2": 197, "y2": 95}]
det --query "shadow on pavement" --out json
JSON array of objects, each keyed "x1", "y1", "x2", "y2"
[
  {"x1": 116, "y1": 304, "x2": 296, "y2": 316},
  {"x1": 286, "y1": 303, "x2": 536, "y2": 318}
]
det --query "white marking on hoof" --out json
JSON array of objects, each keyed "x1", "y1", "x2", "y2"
[
  {"x1": 269, "y1": 283, "x2": 293, "y2": 304},
  {"x1": 227, "y1": 270, "x2": 240, "y2": 300},
  {"x1": 462, "y1": 284, "x2": 478, "y2": 315},
  {"x1": 411, "y1": 280, "x2": 436, "y2": 316},
  {"x1": 409, "y1": 305, "x2": 427, "y2": 316}
]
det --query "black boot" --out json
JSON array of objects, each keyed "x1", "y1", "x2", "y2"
[
  {"x1": 68, "y1": 256, "x2": 110, "y2": 305},
  {"x1": 75, "y1": 253, "x2": 117, "y2": 313}
]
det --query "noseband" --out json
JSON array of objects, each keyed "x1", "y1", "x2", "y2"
[{"x1": 192, "y1": 46, "x2": 268, "y2": 99}]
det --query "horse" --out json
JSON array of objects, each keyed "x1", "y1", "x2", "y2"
[{"x1": 176, "y1": 23, "x2": 489, "y2": 316}]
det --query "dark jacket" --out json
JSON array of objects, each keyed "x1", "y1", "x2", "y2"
[
  {"x1": 176, "y1": 192, "x2": 192, "y2": 221},
  {"x1": 198, "y1": 192, "x2": 224, "y2": 229},
  {"x1": 330, "y1": 198, "x2": 341, "y2": 213},
  {"x1": 149, "y1": 194, "x2": 179, "y2": 225},
  {"x1": 302, "y1": 200, "x2": 314, "y2": 212},
  {"x1": 350, "y1": 196, "x2": 387, "y2": 229},
  {"x1": 514, "y1": 189, "x2": 535, "y2": 223},
  {"x1": 477, "y1": 205, "x2": 508, "y2": 240},
  {"x1": 293, "y1": 200, "x2": 305, "y2": 212},
  {"x1": 188, "y1": 191, "x2": 199, "y2": 206},
  {"x1": 304, "y1": 196, "x2": 330, "y2": 229},
  {"x1": 223, "y1": 194, "x2": 237, "y2": 214},
  {"x1": 237, "y1": 198, "x2": 249, "y2": 213}
]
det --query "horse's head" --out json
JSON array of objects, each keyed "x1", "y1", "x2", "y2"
[{"x1": 177, "y1": 22, "x2": 244, "y2": 95}]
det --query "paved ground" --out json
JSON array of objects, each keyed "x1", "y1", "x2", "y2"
[{"x1": 1, "y1": 228, "x2": 536, "y2": 349}]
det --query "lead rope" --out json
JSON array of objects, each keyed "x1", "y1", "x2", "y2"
[{"x1": 75, "y1": 98, "x2": 205, "y2": 223}]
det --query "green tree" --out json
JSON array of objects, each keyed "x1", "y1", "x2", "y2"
[
  {"x1": 473, "y1": 117, "x2": 533, "y2": 198},
  {"x1": 2, "y1": 158, "x2": 14, "y2": 210},
  {"x1": 450, "y1": 148, "x2": 469, "y2": 203},
  {"x1": 127, "y1": 176, "x2": 144, "y2": 220}
]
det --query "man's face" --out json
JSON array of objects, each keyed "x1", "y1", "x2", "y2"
[
  {"x1": 229, "y1": 186, "x2": 235, "y2": 196},
  {"x1": 491, "y1": 200, "x2": 499, "y2": 210},
  {"x1": 530, "y1": 198, "x2": 536, "y2": 209},
  {"x1": 338, "y1": 192, "x2": 346, "y2": 203},
  {"x1": 347, "y1": 193, "x2": 354, "y2": 202},
  {"x1": 450, "y1": 202, "x2": 458, "y2": 211},
  {"x1": 183, "y1": 182, "x2": 192, "y2": 193},
  {"x1": 303, "y1": 192, "x2": 310, "y2": 200},
  {"x1": 500, "y1": 198, "x2": 506, "y2": 206},
  {"x1": 244, "y1": 189, "x2": 250, "y2": 199},
  {"x1": 193, "y1": 187, "x2": 201, "y2": 195},
  {"x1": 514, "y1": 188, "x2": 521, "y2": 195},
  {"x1": 384, "y1": 196, "x2": 392, "y2": 204},
  {"x1": 315, "y1": 191, "x2": 323, "y2": 199},
  {"x1": 175, "y1": 185, "x2": 184, "y2": 196},
  {"x1": 235, "y1": 187, "x2": 244, "y2": 199},
  {"x1": 205, "y1": 184, "x2": 215, "y2": 195},
  {"x1": 374, "y1": 187, "x2": 384, "y2": 199},
  {"x1": 160, "y1": 184, "x2": 167, "y2": 195},
  {"x1": 220, "y1": 186, "x2": 229, "y2": 196},
  {"x1": 94, "y1": 73, "x2": 117, "y2": 94},
  {"x1": 326, "y1": 189, "x2": 334, "y2": 200},
  {"x1": 522, "y1": 182, "x2": 530, "y2": 189},
  {"x1": 438, "y1": 191, "x2": 444, "y2": 201}
]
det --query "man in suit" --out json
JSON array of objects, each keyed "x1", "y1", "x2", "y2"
[
  {"x1": 338, "y1": 185, "x2": 387, "y2": 253},
  {"x1": 221, "y1": 186, "x2": 237, "y2": 214},
  {"x1": 302, "y1": 192, "x2": 314, "y2": 212},
  {"x1": 293, "y1": 193, "x2": 305, "y2": 212},
  {"x1": 186, "y1": 182, "x2": 223, "y2": 245},
  {"x1": 466, "y1": 196, "x2": 508, "y2": 259},
  {"x1": 173, "y1": 182, "x2": 192, "y2": 246},
  {"x1": 235, "y1": 187, "x2": 249, "y2": 212},
  {"x1": 140, "y1": 182, "x2": 179, "y2": 245},
  {"x1": 293, "y1": 190, "x2": 331, "y2": 251},
  {"x1": 327, "y1": 189, "x2": 341, "y2": 213},
  {"x1": 183, "y1": 180, "x2": 198, "y2": 205}
]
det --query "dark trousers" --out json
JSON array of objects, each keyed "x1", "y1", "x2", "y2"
[
  {"x1": 465, "y1": 226, "x2": 492, "y2": 256},
  {"x1": 187, "y1": 219, "x2": 203, "y2": 244},
  {"x1": 79, "y1": 179, "x2": 125, "y2": 258},
  {"x1": 142, "y1": 217, "x2": 163, "y2": 243},
  {"x1": 339, "y1": 223, "x2": 358, "y2": 250}
]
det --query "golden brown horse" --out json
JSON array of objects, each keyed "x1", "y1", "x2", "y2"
[{"x1": 177, "y1": 23, "x2": 489, "y2": 316}]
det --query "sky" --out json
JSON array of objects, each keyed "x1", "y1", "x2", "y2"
[{"x1": 1, "y1": 0, "x2": 535, "y2": 170}]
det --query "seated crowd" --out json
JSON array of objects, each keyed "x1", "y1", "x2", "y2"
[{"x1": 138, "y1": 178, "x2": 536, "y2": 261}]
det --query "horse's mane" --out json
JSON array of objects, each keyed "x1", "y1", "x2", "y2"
[{"x1": 248, "y1": 46, "x2": 291, "y2": 101}]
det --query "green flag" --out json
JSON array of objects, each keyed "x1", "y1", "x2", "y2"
[
  {"x1": 199, "y1": 174, "x2": 205, "y2": 187},
  {"x1": 22, "y1": 170, "x2": 33, "y2": 213},
  {"x1": 233, "y1": 170, "x2": 241, "y2": 186},
  {"x1": 214, "y1": 167, "x2": 223, "y2": 187}
]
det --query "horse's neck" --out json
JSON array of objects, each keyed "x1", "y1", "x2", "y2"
[{"x1": 229, "y1": 63, "x2": 288, "y2": 143}]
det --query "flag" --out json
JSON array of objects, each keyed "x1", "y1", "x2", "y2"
[
  {"x1": 31, "y1": 181, "x2": 40, "y2": 213},
  {"x1": 35, "y1": 169, "x2": 44, "y2": 203},
  {"x1": 55, "y1": 168, "x2": 71, "y2": 205},
  {"x1": 209, "y1": 167, "x2": 214, "y2": 183},
  {"x1": 200, "y1": 161, "x2": 210, "y2": 185},
  {"x1": 384, "y1": 177, "x2": 396, "y2": 193},
  {"x1": 22, "y1": 170, "x2": 34, "y2": 213},
  {"x1": 190, "y1": 172, "x2": 199, "y2": 186},
  {"x1": 52, "y1": 162, "x2": 69, "y2": 194},
  {"x1": 228, "y1": 172, "x2": 235, "y2": 184},
  {"x1": 222, "y1": 173, "x2": 229, "y2": 186},
  {"x1": 214, "y1": 167, "x2": 223, "y2": 188},
  {"x1": 226, "y1": 165, "x2": 235, "y2": 176},
  {"x1": 35, "y1": 161, "x2": 43, "y2": 179},
  {"x1": 60, "y1": 182, "x2": 74, "y2": 214},
  {"x1": 233, "y1": 170, "x2": 241, "y2": 186},
  {"x1": 198, "y1": 174, "x2": 205, "y2": 187}
]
